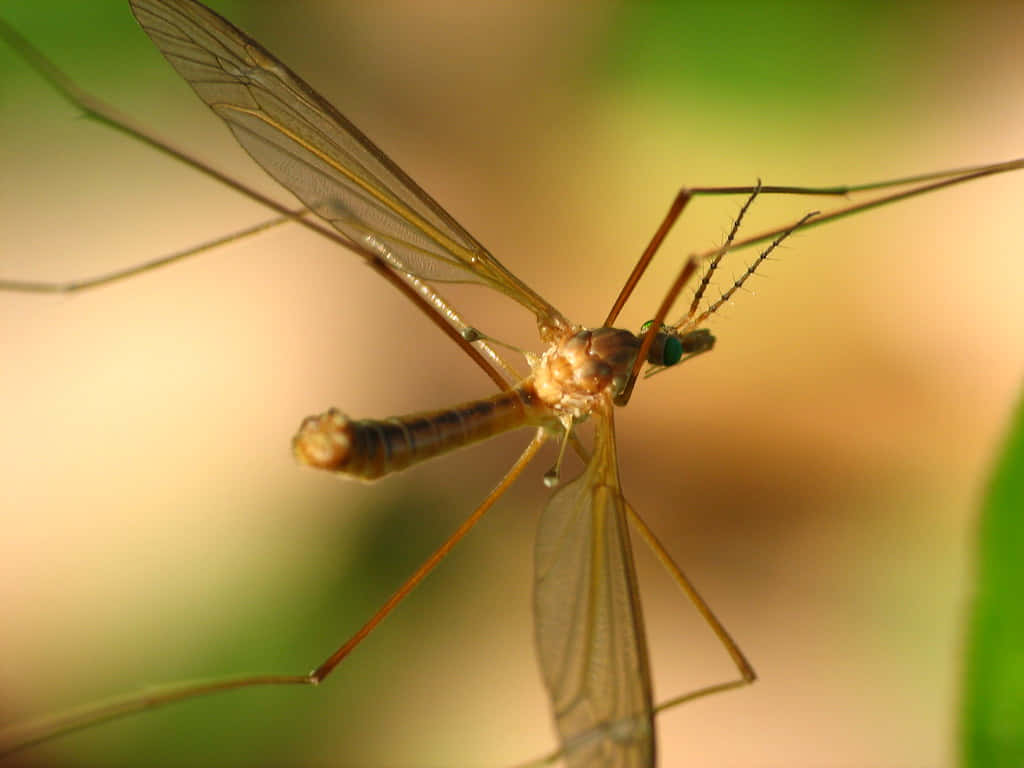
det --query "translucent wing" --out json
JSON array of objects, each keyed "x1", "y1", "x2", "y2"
[
  {"x1": 534, "y1": 399, "x2": 655, "y2": 768},
  {"x1": 128, "y1": 0, "x2": 567, "y2": 332}
]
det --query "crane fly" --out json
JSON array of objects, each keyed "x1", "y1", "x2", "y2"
[{"x1": 1, "y1": 0, "x2": 1022, "y2": 765}]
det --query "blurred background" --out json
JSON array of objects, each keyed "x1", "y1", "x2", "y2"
[{"x1": 1, "y1": 1, "x2": 1022, "y2": 766}]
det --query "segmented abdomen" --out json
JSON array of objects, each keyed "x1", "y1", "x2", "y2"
[{"x1": 293, "y1": 384, "x2": 546, "y2": 480}]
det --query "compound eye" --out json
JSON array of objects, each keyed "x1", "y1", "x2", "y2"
[{"x1": 646, "y1": 332, "x2": 683, "y2": 367}]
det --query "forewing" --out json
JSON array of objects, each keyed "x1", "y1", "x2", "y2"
[
  {"x1": 534, "y1": 401, "x2": 655, "y2": 768},
  {"x1": 128, "y1": 0, "x2": 566, "y2": 329}
]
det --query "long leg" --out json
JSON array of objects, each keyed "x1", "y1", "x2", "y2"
[
  {"x1": 696, "y1": 159, "x2": 1024, "y2": 263},
  {"x1": 626, "y1": 502, "x2": 755, "y2": 686},
  {"x1": 508, "y1": 498, "x2": 754, "y2": 768},
  {"x1": 603, "y1": 181, "x2": 847, "y2": 328},
  {"x1": 0, "y1": 432, "x2": 546, "y2": 757},
  {"x1": 309, "y1": 429, "x2": 545, "y2": 681},
  {"x1": 0, "y1": 18, "x2": 516, "y2": 389},
  {"x1": 614, "y1": 155, "x2": 1024, "y2": 403},
  {"x1": 615, "y1": 208, "x2": 814, "y2": 406},
  {"x1": 602, "y1": 158, "x2": 1023, "y2": 330},
  {"x1": 0, "y1": 214, "x2": 296, "y2": 293}
]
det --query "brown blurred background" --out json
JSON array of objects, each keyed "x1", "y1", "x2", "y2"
[{"x1": 1, "y1": 1, "x2": 1022, "y2": 766}]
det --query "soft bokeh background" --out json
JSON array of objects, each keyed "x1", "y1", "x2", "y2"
[{"x1": 1, "y1": 1, "x2": 1022, "y2": 766}]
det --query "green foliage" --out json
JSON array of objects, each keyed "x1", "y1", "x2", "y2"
[
  {"x1": 962, "y1": 392, "x2": 1024, "y2": 767},
  {"x1": 602, "y1": 0, "x2": 925, "y2": 109}
]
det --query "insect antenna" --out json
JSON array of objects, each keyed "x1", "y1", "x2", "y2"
[
  {"x1": 603, "y1": 178, "x2": 861, "y2": 330},
  {"x1": 687, "y1": 209, "x2": 818, "y2": 329},
  {"x1": 685, "y1": 181, "x2": 763, "y2": 324},
  {"x1": 639, "y1": 203, "x2": 818, "y2": 383}
]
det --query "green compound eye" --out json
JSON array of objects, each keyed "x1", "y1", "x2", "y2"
[
  {"x1": 640, "y1": 323, "x2": 716, "y2": 367},
  {"x1": 642, "y1": 329, "x2": 684, "y2": 366},
  {"x1": 639, "y1": 320, "x2": 689, "y2": 366},
  {"x1": 660, "y1": 334, "x2": 683, "y2": 366}
]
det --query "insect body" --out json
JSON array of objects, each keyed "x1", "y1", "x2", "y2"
[
  {"x1": 293, "y1": 325, "x2": 690, "y2": 481},
  {"x1": 0, "y1": 0, "x2": 1020, "y2": 765}
]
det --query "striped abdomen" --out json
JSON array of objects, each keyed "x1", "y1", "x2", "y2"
[{"x1": 293, "y1": 383, "x2": 549, "y2": 480}]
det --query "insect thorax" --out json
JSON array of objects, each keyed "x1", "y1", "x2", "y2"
[{"x1": 531, "y1": 327, "x2": 642, "y2": 419}]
